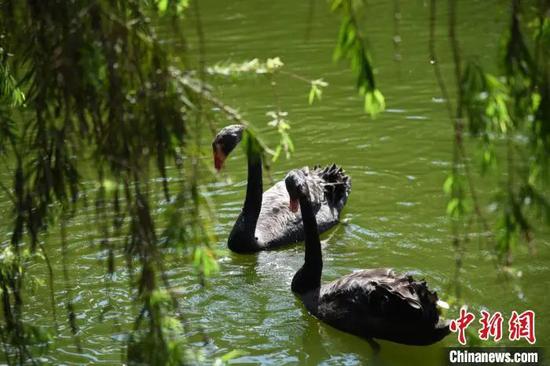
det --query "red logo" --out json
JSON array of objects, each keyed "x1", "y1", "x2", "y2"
[
  {"x1": 450, "y1": 308, "x2": 536, "y2": 345},
  {"x1": 509, "y1": 310, "x2": 536, "y2": 344},
  {"x1": 478, "y1": 310, "x2": 503, "y2": 342},
  {"x1": 450, "y1": 307, "x2": 475, "y2": 345}
]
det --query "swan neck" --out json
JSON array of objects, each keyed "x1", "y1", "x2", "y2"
[
  {"x1": 243, "y1": 152, "x2": 262, "y2": 228},
  {"x1": 298, "y1": 193, "x2": 323, "y2": 288}
]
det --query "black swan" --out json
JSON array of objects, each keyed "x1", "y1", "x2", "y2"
[
  {"x1": 212, "y1": 124, "x2": 351, "y2": 253},
  {"x1": 284, "y1": 169, "x2": 450, "y2": 351}
]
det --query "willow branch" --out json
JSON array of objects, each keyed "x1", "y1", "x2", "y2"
[
  {"x1": 38, "y1": 241, "x2": 58, "y2": 332},
  {"x1": 448, "y1": 0, "x2": 491, "y2": 235}
]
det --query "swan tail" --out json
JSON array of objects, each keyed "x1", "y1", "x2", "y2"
[
  {"x1": 406, "y1": 278, "x2": 442, "y2": 324},
  {"x1": 314, "y1": 163, "x2": 351, "y2": 212},
  {"x1": 435, "y1": 319, "x2": 451, "y2": 332},
  {"x1": 433, "y1": 318, "x2": 452, "y2": 341},
  {"x1": 410, "y1": 280, "x2": 453, "y2": 342}
]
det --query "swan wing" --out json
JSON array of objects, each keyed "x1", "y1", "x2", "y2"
[
  {"x1": 318, "y1": 269, "x2": 440, "y2": 326},
  {"x1": 253, "y1": 164, "x2": 349, "y2": 248}
]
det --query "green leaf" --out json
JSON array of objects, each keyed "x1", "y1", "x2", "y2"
[
  {"x1": 447, "y1": 198, "x2": 460, "y2": 217},
  {"x1": 443, "y1": 174, "x2": 454, "y2": 195},
  {"x1": 150, "y1": 289, "x2": 172, "y2": 307},
  {"x1": 241, "y1": 129, "x2": 263, "y2": 160},
  {"x1": 272, "y1": 145, "x2": 282, "y2": 162},
  {"x1": 176, "y1": 0, "x2": 189, "y2": 13},
  {"x1": 364, "y1": 89, "x2": 385, "y2": 117},
  {"x1": 330, "y1": 0, "x2": 345, "y2": 11},
  {"x1": 158, "y1": 0, "x2": 169, "y2": 13},
  {"x1": 220, "y1": 350, "x2": 246, "y2": 362},
  {"x1": 308, "y1": 80, "x2": 326, "y2": 105},
  {"x1": 308, "y1": 85, "x2": 317, "y2": 105}
]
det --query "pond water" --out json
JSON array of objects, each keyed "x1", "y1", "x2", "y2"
[{"x1": 10, "y1": 0, "x2": 549, "y2": 364}]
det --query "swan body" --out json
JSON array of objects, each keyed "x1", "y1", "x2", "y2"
[
  {"x1": 285, "y1": 169, "x2": 450, "y2": 349},
  {"x1": 213, "y1": 125, "x2": 351, "y2": 253},
  {"x1": 300, "y1": 268, "x2": 450, "y2": 346}
]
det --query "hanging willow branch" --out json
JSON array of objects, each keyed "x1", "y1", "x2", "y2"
[
  {"x1": 428, "y1": 0, "x2": 550, "y2": 293},
  {"x1": 0, "y1": 0, "x2": 229, "y2": 364},
  {"x1": 331, "y1": 0, "x2": 386, "y2": 117}
]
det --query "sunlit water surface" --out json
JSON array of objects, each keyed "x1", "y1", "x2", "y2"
[{"x1": 6, "y1": 0, "x2": 549, "y2": 364}]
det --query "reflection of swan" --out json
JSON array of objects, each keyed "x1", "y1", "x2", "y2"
[
  {"x1": 285, "y1": 169, "x2": 450, "y2": 351},
  {"x1": 298, "y1": 317, "x2": 330, "y2": 365},
  {"x1": 299, "y1": 315, "x2": 373, "y2": 365},
  {"x1": 212, "y1": 125, "x2": 351, "y2": 253}
]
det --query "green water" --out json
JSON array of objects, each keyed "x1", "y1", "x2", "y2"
[{"x1": 10, "y1": 0, "x2": 550, "y2": 364}]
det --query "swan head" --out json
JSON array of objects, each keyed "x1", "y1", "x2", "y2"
[
  {"x1": 285, "y1": 169, "x2": 309, "y2": 213},
  {"x1": 212, "y1": 124, "x2": 245, "y2": 171}
]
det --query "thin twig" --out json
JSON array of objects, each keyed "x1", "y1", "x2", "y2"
[{"x1": 38, "y1": 241, "x2": 58, "y2": 332}]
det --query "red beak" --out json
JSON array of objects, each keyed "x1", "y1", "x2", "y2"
[
  {"x1": 213, "y1": 147, "x2": 226, "y2": 171},
  {"x1": 289, "y1": 198, "x2": 299, "y2": 213}
]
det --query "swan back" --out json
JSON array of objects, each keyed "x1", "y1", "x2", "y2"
[{"x1": 310, "y1": 268, "x2": 450, "y2": 345}]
